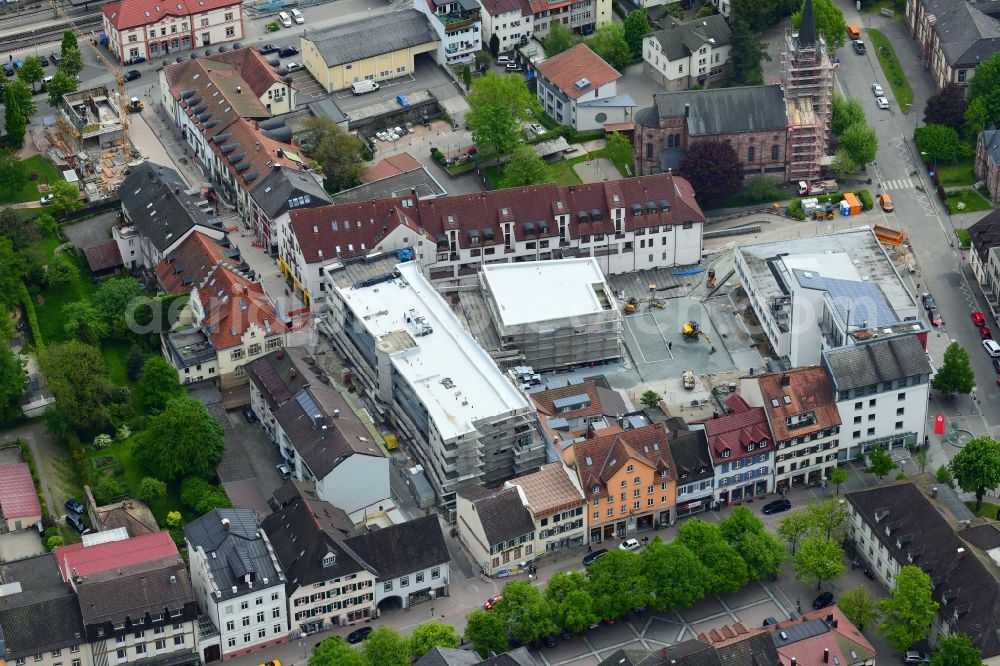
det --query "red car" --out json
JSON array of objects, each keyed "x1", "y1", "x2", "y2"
[
  {"x1": 982, "y1": 326, "x2": 993, "y2": 340},
  {"x1": 972, "y1": 310, "x2": 987, "y2": 327},
  {"x1": 483, "y1": 595, "x2": 503, "y2": 610}
]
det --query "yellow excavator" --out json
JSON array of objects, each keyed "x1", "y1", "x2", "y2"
[
  {"x1": 623, "y1": 285, "x2": 665, "y2": 313},
  {"x1": 682, "y1": 321, "x2": 717, "y2": 354}
]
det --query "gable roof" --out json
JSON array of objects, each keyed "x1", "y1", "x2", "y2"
[
  {"x1": 0, "y1": 463, "x2": 40, "y2": 520},
  {"x1": 0, "y1": 554, "x2": 85, "y2": 658},
  {"x1": 52, "y1": 531, "x2": 178, "y2": 581},
  {"x1": 344, "y1": 514, "x2": 449, "y2": 580},
  {"x1": 648, "y1": 15, "x2": 731, "y2": 61},
  {"x1": 75, "y1": 557, "x2": 195, "y2": 626},
  {"x1": 982, "y1": 129, "x2": 1000, "y2": 166},
  {"x1": 572, "y1": 425, "x2": 675, "y2": 498},
  {"x1": 457, "y1": 486, "x2": 535, "y2": 546},
  {"x1": 536, "y1": 44, "x2": 621, "y2": 99},
  {"x1": 211, "y1": 116, "x2": 305, "y2": 193},
  {"x1": 362, "y1": 153, "x2": 424, "y2": 183},
  {"x1": 476, "y1": 0, "x2": 527, "y2": 16},
  {"x1": 83, "y1": 241, "x2": 124, "y2": 274},
  {"x1": 822, "y1": 335, "x2": 932, "y2": 393},
  {"x1": 667, "y1": 428, "x2": 714, "y2": 483},
  {"x1": 968, "y1": 208, "x2": 1000, "y2": 266},
  {"x1": 532, "y1": 380, "x2": 606, "y2": 420},
  {"x1": 250, "y1": 167, "x2": 331, "y2": 220},
  {"x1": 102, "y1": 0, "x2": 240, "y2": 29},
  {"x1": 766, "y1": 606, "x2": 877, "y2": 666},
  {"x1": 196, "y1": 264, "x2": 287, "y2": 349},
  {"x1": 304, "y1": 10, "x2": 438, "y2": 67},
  {"x1": 154, "y1": 230, "x2": 236, "y2": 294},
  {"x1": 649, "y1": 85, "x2": 788, "y2": 135},
  {"x1": 756, "y1": 368, "x2": 841, "y2": 443},
  {"x1": 916, "y1": 0, "x2": 1000, "y2": 68},
  {"x1": 700, "y1": 402, "x2": 772, "y2": 465},
  {"x1": 92, "y1": 498, "x2": 159, "y2": 537},
  {"x1": 247, "y1": 347, "x2": 313, "y2": 410},
  {"x1": 506, "y1": 463, "x2": 585, "y2": 518}
]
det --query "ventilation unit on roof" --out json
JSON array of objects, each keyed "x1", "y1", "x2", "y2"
[{"x1": 574, "y1": 78, "x2": 591, "y2": 89}]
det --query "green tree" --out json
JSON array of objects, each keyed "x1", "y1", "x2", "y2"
[
  {"x1": 298, "y1": 117, "x2": 365, "y2": 192},
  {"x1": 639, "y1": 539, "x2": 710, "y2": 611},
  {"x1": 362, "y1": 626, "x2": 409, "y2": 666},
  {"x1": 677, "y1": 519, "x2": 749, "y2": 593},
  {"x1": 679, "y1": 140, "x2": 745, "y2": 205},
  {"x1": 45, "y1": 255, "x2": 76, "y2": 288},
  {"x1": 586, "y1": 549, "x2": 650, "y2": 619},
  {"x1": 839, "y1": 122, "x2": 878, "y2": 166},
  {"x1": 461, "y1": 64, "x2": 472, "y2": 89},
  {"x1": 937, "y1": 464, "x2": 955, "y2": 488},
  {"x1": 0, "y1": 238, "x2": 26, "y2": 310},
  {"x1": 61, "y1": 30, "x2": 78, "y2": 56},
  {"x1": 57, "y1": 47, "x2": 84, "y2": 79},
  {"x1": 832, "y1": 95, "x2": 866, "y2": 136},
  {"x1": 501, "y1": 144, "x2": 549, "y2": 187},
  {"x1": 720, "y1": 506, "x2": 786, "y2": 579},
  {"x1": 932, "y1": 342, "x2": 976, "y2": 396},
  {"x1": 778, "y1": 510, "x2": 811, "y2": 555},
  {"x1": 61, "y1": 301, "x2": 107, "y2": 345},
  {"x1": 464, "y1": 609, "x2": 507, "y2": 659},
  {"x1": 0, "y1": 152, "x2": 27, "y2": 201},
  {"x1": 544, "y1": 571, "x2": 598, "y2": 633},
  {"x1": 830, "y1": 149, "x2": 859, "y2": 177},
  {"x1": 792, "y1": 536, "x2": 845, "y2": 590},
  {"x1": 838, "y1": 585, "x2": 880, "y2": 631},
  {"x1": 727, "y1": 14, "x2": 769, "y2": 85},
  {"x1": 915, "y1": 447, "x2": 930, "y2": 475},
  {"x1": 965, "y1": 97, "x2": 990, "y2": 139},
  {"x1": 792, "y1": 0, "x2": 846, "y2": 49},
  {"x1": 409, "y1": 623, "x2": 460, "y2": 658},
  {"x1": 180, "y1": 477, "x2": 231, "y2": 514},
  {"x1": 967, "y1": 52, "x2": 1000, "y2": 126},
  {"x1": 623, "y1": 10, "x2": 651, "y2": 59},
  {"x1": 46, "y1": 534, "x2": 64, "y2": 549},
  {"x1": 48, "y1": 180, "x2": 83, "y2": 219},
  {"x1": 135, "y1": 355, "x2": 184, "y2": 413},
  {"x1": 310, "y1": 637, "x2": 369, "y2": 666},
  {"x1": 879, "y1": 565, "x2": 939, "y2": 651},
  {"x1": 949, "y1": 436, "x2": 1000, "y2": 511},
  {"x1": 92, "y1": 276, "x2": 143, "y2": 338},
  {"x1": 165, "y1": 511, "x2": 182, "y2": 528},
  {"x1": 924, "y1": 83, "x2": 969, "y2": 132},
  {"x1": 137, "y1": 476, "x2": 167, "y2": 502},
  {"x1": 6, "y1": 80, "x2": 37, "y2": 121},
  {"x1": 94, "y1": 475, "x2": 126, "y2": 504},
  {"x1": 138, "y1": 396, "x2": 225, "y2": 480},
  {"x1": 125, "y1": 344, "x2": 147, "y2": 381},
  {"x1": 915, "y1": 124, "x2": 963, "y2": 164},
  {"x1": 588, "y1": 24, "x2": 632, "y2": 70},
  {"x1": 46, "y1": 70, "x2": 77, "y2": 108},
  {"x1": 639, "y1": 390, "x2": 662, "y2": 409},
  {"x1": 493, "y1": 580, "x2": 558, "y2": 646},
  {"x1": 0, "y1": 317, "x2": 26, "y2": 422},
  {"x1": 545, "y1": 21, "x2": 581, "y2": 57},
  {"x1": 606, "y1": 132, "x2": 633, "y2": 174},
  {"x1": 4, "y1": 86, "x2": 26, "y2": 148},
  {"x1": 930, "y1": 633, "x2": 984, "y2": 666},
  {"x1": 804, "y1": 498, "x2": 849, "y2": 541},
  {"x1": 17, "y1": 56, "x2": 44, "y2": 92},
  {"x1": 40, "y1": 341, "x2": 113, "y2": 437},
  {"x1": 865, "y1": 445, "x2": 896, "y2": 482},
  {"x1": 466, "y1": 71, "x2": 540, "y2": 159},
  {"x1": 489, "y1": 33, "x2": 500, "y2": 57},
  {"x1": 732, "y1": 0, "x2": 800, "y2": 31},
  {"x1": 829, "y1": 466, "x2": 848, "y2": 495}
]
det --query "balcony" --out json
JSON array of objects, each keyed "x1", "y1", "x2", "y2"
[{"x1": 438, "y1": 12, "x2": 480, "y2": 32}]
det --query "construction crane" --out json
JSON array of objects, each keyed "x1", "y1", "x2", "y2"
[{"x1": 48, "y1": 0, "x2": 131, "y2": 150}]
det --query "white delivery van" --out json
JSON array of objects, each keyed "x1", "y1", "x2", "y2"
[
  {"x1": 278, "y1": 11, "x2": 292, "y2": 27},
  {"x1": 351, "y1": 80, "x2": 380, "y2": 95}
]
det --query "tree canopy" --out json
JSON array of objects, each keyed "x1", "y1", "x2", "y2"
[
  {"x1": 40, "y1": 341, "x2": 113, "y2": 437},
  {"x1": 299, "y1": 116, "x2": 365, "y2": 192},
  {"x1": 135, "y1": 354, "x2": 184, "y2": 413},
  {"x1": 0, "y1": 317, "x2": 26, "y2": 424},
  {"x1": 792, "y1": 0, "x2": 846, "y2": 49},
  {"x1": 92, "y1": 276, "x2": 143, "y2": 338},
  {"x1": 17, "y1": 56, "x2": 44, "y2": 92},
  {"x1": 640, "y1": 539, "x2": 711, "y2": 611},
  {"x1": 865, "y1": 445, "x2": 896, "y2": 482},
  {"x1": 4, "y1": 86, "x2": 26, "y2": 149},
  {"x1": 679, "y1": 140, "x2": 745, "y2": 206},
  {"x1": 464, "y1": 609, "x2": 507, "y2": 658},
  {"x1": 720, "y1": 506, "x2": 787, "y2": 580},
  {"x1": 728, "y1": 14, "x2": 769, "y2": 85},
  {"x1": 544, "y1": 571, "x2": 599, "y2": 633},
  {"x1": 677, "y1": 519, "x2": 749, "y2": 593},
  {"x1": 931, "y1": 341, "x2": 976, "y2": 395},
  {"x1": 588, "y1": 24, "x2": 633, "y2": 71},
  {"x1": 137, "y1": 396, "x2": 225, "y2": 480},
  {"x1": 623, "y1": 10, "x2": 651, "y2": 59},
  {"x1": 544, "y1": 21, "x2": 580, "y2": 57},
  {"x1": 879, "y1": 565, "x2": 938, "y2": 651},
  {"x1": 930, "y1": 633, "x2": 984, "y2": 666},
  {"x1": 466, "y1": 72, "x2": 540, "y2": 158},
  {"x1": 310, "y1": 637, "x2": 368, "y2": 666},
  {"x1": 792, "y1": 536, "x2": 845, "y2": 589},
  {"x1": 838, "y1": 585, "x2": 880, "y2": 631},
  {"x1": 832, "y1": 96, "x2": 866, "y2": 136},
  {"x1": 915, "y1": 124, "x2": 963, "y2": 164},
  {"x1": 362, "y1": 626, "x2": 410, "y2": 666},
  {"x1": 0, "y1": 154, "x2": 28, "y2": 203},
  {"x1": 408, "y1": 623, "x2": 460, "y2": 659},
  {"x1": 587, "y1": 550, "x2": 650, "y2": 619},
  {"x1": 949, "y1": 436, "x2": 1000, "y2": 511},
  {"x1": 501, "y1": 145, "x2": 549, "y2": 187},
  {"x1": 967, "y1": 52, "x2": 1000, "y2": 127},
  {"x1": 924, "y1": 83, "x2": 969, "y2": 132},
  {"x1": 48, "y1": 180, "x2": 83, "y2": 219},
  {"x1": 839, "y1": 122, "x2": 878, "y2": 166}
]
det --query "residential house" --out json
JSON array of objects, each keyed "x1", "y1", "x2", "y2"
[
  {"x1": 477, "y1": 0, "x2": 531, "y2": 54},
  {"x1": 571, "y1": 425, "x2": 676, "y2": 543},
  {"x1": 152, "y1": 229, "x2": 246, "y2": 295},
  {"x1": 284, "y1": 173, "x2": 705, "y2": 307},
  {"x1": 764, "y1": 607, "x2": 876, "y2": 665},
  {"x1": 456, "y1": 485, "x2": 536, "y2": 575},
  {"x1": 822, "y1": 335, "x2": 932, "y2": 460},
  {"x1": 531, "y1": 378, "x2": 628, "y2": 460},
  {"x1": 905, "y1": 0, "x2": 1000, "y2": 89},
  {"x1": 415, "y1": 0, "x2": 482, "y2": 66},
  {"x1": 247, "y1": 347, "x2": 393, "y2": 523},
  {"x1": 53, "y1": 530, "x2": 198, "y2": 666},
  {"x1": 101, "y1": 0, "x2": 243, "y2": 63},
  {"x1": 84, "y1": 491, "x2": 158, "y2": 537},
  {"x1": 83, "y1": 242, "x2": 124, "y2": 279},
  {"x1": 184, "y1": 509, "x2": 289, "y2": 662},
  {"x1": 535, "y1": 44, "x2": 634, "y2": 131},
  {"x1": 301, "y1": 11, "x2": 439, "y2": 93},
  {"x1": 416, "y1": 647, "x2": 535, "y2": 666},
  {"x1": 700, "y1": 394, "x2": 774, "y2": 505},
  {"x1": 0, "y1": 463, "x2": 41, "y2": 532},
  {"x1": 968, "y1": 209, "x2": 1000, "y2": 315},
  {"x1": 0, "y1": 554, "x2": 89, "y2": 666},
  {"x1": 506, "y1": 462, "x2": 588, "y2": 556},
  {"x1": 846, "y1": 481, "x2": 1000, "y2": 660},
  {"x1": 332, "y1": 153, "x2": 447, "y2": 204},
  {"x1": 642, "y1": 15, "x2": 731, "y2": 91},
  {"x1": 977, "y1": 130, "x2": 1000, "y2": 205},
  {"x1": 745, "y1": 368, "x2": 842, "y2": 494},
  {"x1": 666, "y1": 424, "x2": 715, "y2": 520},
  {"x1": 478, "y1": 0, "x2": 607, "y2": 44}
]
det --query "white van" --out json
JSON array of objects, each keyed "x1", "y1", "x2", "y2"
[
  {"x1": 290, "y1": 8, "x2": 304, "y2": 24},
  {"x1": 277, "y1": 11, "x2": 292, "y2": 27},
  {"x1": 351, "y1": 80, "x2": 380, "y2": 95}
]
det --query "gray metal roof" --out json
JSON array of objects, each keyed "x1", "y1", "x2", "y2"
[
  {"x1": 652, "y1": 85, "x2": 788, "y2": 135},
  {"x1": 822, "y1": 335, "x2": 932, "y2": 393},
  {"x1": 648, "y1": 14, "x2": 731, "y2": 62},
  {"x1": 0, "y1": 554, "x2": 85, "y2": 659},
  {"x1": 304, "y1": 10, "x2": 437, "y2": 67},
  {"x1": 250, "y1": 167, "x2": 331, "y2": 220},
  {"x1": 183, "y1": 508, "x2": 282, "y2": 601},
  {"x1": 983, "y1": 129, "x2": 1000, "y2": 166},
  {"x1": 918, "y1": 0, "x2": 1000, "y2": 68},
  {"x1": 330, "y1": 166, "x2": 447, "y2": 204},
  {"x1": 308, "y1": 99, "x2": 349, "y2": 126}
]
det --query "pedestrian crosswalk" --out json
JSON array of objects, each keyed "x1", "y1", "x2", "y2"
[{"x1": 881, "y1": 177, "x2": 913, "y2": 191}]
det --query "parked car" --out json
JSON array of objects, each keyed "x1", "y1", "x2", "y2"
[
  {"x1": 276, "y1": 463, "x2": 291, "y2": 479},
  {"x1": 762, "y1": 499, "x2": 792, "y2": 515},
  {"x1": 559, "y1": 629, "x2": 573, "y2": 640},
  {"x1": 66, "y1": 513, "x2": 89, "y2": 534},
  {"x1": 877, "y1": 193, "x2": 893, "y2": 212},
  {"x1": 347, "y1": 627, "x2": 373, "y2": 644},
  {"x1": 583, "y1": 548, "x2": 608, "y2": 566},
  {"x1": 290, "y1": 8, "x2": 304, "y2": 23},
  {"x1": 285, "y1": 62, "x2": 303, "y2": 72},
  {"x1": 972, "y1": 310, "x2": 987, "y2": 327},
  {"x1": 921, "y1": 292, "x2": 936, "y2": 310},
  {"x1": 872, "y1": 83, "x2": 883, "y2": 96},
  {"x1": 496, "y1": 55, "x2": 512, "y2": 64},
  {"x1": 984, "y1": 339, "x2": 1000, "y2": 357},
  {"x1": 483, "y1": 594, "x2": 503, "y2": 610},
  {"x1": 853, "y1": 39, "x2": 866, "y2": 54},
  {"x1": 258, "y1": 44, "x2": 279, "y2": 55},
  {"x1": 65, "y1": 498, "x2": 85, "y2": 515},
  {"x1": 124, "y1": 69, "x2": 141, "y2": 81},
  {"x1": 903, "y1": 652, "x2": 930, "y2": 664},
  {"x1": 928, "y1": 307, "x2": 943, "y2": 327},
  {"x1": 49, "y1": 53, "x2": 60, "y2": 65},
  {"x1": 3, "y1": 64, "x2": 13, "y2": 77},
  {"x1": 277, "y1": 10, "x2": 292, "y2": 27},
  {"x1": 877, "y1": 96, "x2": 890, "y2": 110},
  {"x1": 39, "y1": 55, "x2": 49, "y2": 66},
  {"x1": 619, "y1": 538, "x2": 641, "y2": 552},
  {"x1": 505, "y1": 62, "x2": 521, "y2": 70},
  {"x1": 242, "y1": 405, "x2": 258, "y2": 423},
  {"x1": 278, "y1": 46, "x2": 299, "y2": 57},
  {"x1": 812, "y1": 591, "x2": 834, "y2": 610},
  {"x1": 39, "y1": 194, "x2": 53, "y2": 205},
  {"x1": 762, "y1": 617, "x2": 778, "y2": 626},
  {"x1": 529, "y1": 123, "x2": 545, "y2": 135},
  {"x1": 259, "y1": 661, "x2": 281, "y2": 666},
  {"x1": 993, "y1": 357, "x2": 1000, "y2": 373}
]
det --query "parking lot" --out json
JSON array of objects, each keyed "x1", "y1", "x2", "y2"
[{"x1": 332, "y1": 55, "x2": 457, "y2": 115}]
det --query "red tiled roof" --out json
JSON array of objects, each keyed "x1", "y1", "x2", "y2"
[
  {"x1": 765, "y1": 606, "x2": 877, "y2": 666},
  {"x1": 536, "y1": 44, "x2": 621, "y2": 99},
  {"x1": 526, "y1": 0, "x2": 572, "y2": 15},
  {"x1": 215, "y1": 117, "x2": 301, "y2": 192},
  {"x1": 102, "y1": 0, "x2": 241, "y2": 30},
  {"x1": 757, "y1": 368, "x2": 841, "y2": 443},
  {"x1": 289, "y1": 173, "x2": 704, "y2": 264},
  {"x1": 197, "y1": 265, "x2": 288, "y2": 350},
  {"x1": 53, "y1": 531, "x2": 178, "y2": 581},
  {"x1": 0, "y1": 463, "x2": 41, "y2": 520},
  {"x1": 531, "y1": 381, "x2": 604, "y2": 419},
  {"x1": 83, "y1": 241, "x2": 124, "y2": 273},
  {"x1": 479, "y1": 0, "x2": 527, "y2": 15},
  {"x1": 361, "y1": 152, "x2": 423, "y2": 183},
  {"x1": 572, "y1": 425, "x2": 675, "y2": 499},
  {"x1": 701, "y1": 403, "x2": 773, "y2": 465},
  {"x1": 154, "y1": 230, "x2": 234, "y2": 294}
]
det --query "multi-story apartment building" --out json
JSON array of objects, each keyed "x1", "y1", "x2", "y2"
[
  {"x1": 822, "y1": 335, "x2": 931, "y2": 460},
  {"x1": 976, "y1": 131, "x2": 1000, "y2": 206},
  {"x1": 282, "y1": 174, "x2": 705, "y2": 310},
  {"x1": 572, "y1": 425, "x2": 676, "y2": 543},
  {"x1": 415, "y1": 0, "x2": 482, "y2": 66},
  {"x1": 184, "y1": 509, "x2": 288, "y2": 662},
  {"x1": 477, "y1": 0, "x2": 531, "y2": 52},
  {"x1": 905, "y1": 0, "x2": 1000, "y2": 90},
  {"x1": 506, "y1": 462, "x2": 588, "y2": 556},
  {"x1": 101, "y1": 0, "x2": 243, "y2": 63},
  {"x1": 324, "y1": 260, "x2": 545, "y2": 507},
  {"x1": 642, "y1": 15, "x2": 731, "y2": 91},
  {"x1": 531, "y1": 378, "x2": 628, "y2": 457},
  {"x1": 456, "y1": 485, "x2": 536, "y2": 575},
  {"x1": 535, "y1": 44, "x2": 634, "y2": 131},
  {"x1": 665, "y1": 425, "x2": 715, "y2": 520},
  {"x1": 700, "y1": 395, "x2": 774, "y2": 505},
  {"x1": 476, "y1": 0, "x2": 608, "y2": 45},
  {"x1": 968, "y1": 210, "x2": 1000, "y2": 317}
]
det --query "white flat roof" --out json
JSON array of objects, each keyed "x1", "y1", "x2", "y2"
[
  {"x1": 338, "y1": 262, "x2": 530, "y2": 441},
  {"x1": 481, "y1": 258, "x2": 614, "y2": 327},
  {"x1": 782, "y1": 252, "x2": 860, "y2": 282}
]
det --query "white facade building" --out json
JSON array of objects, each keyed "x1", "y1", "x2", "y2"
[
  {"x1": 535, "y1": 44, "x2": 634, "y2": 131},
  {"x1": 642, "y1": 15, "x2": 731, "y2": 91},
  {"x1": 415, "y1": 0, "x2": 482, "y2": 66},
  {"x1": 101, "y1": 0, "x2": 243, "y2": 64},
  {"x1": 477, "y1": 0, "x2": 532, "y2": 52}
]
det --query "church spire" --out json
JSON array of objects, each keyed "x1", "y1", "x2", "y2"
[{"x1": 798, "y1": 0, "x2": 817, "y2": 46}]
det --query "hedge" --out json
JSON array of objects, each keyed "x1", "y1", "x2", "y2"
[
  {"x1": 19, "y1": 284, "x2": 42, "y2": 351},
  {"x1": 956, "y1": 228, "x2": 971, "y2": 249},
  {"x1": 18, "y1": 440, "x2": 50, "y2": 521},
  {"x1": 529, "y1": 124, "x2": 606, "y2": 146}
]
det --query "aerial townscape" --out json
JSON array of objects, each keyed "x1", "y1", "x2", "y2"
[{"x1": 7, "y1": 0, "x2": 1000, "y2": 664}]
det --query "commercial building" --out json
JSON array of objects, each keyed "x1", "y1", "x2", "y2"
[
  {"x1": 325, "y1": 261, "x2": 545, "y2": 506},
  {"x1": 184, "y1": 509, "x2": 288, "y2": 662},
  {"x1": 846, "y1": 481, "x2": 1000, "y2": 660},
  {"x1": 967, "y1": 210, "x2": 1000, "y2": 316},
  {"x1": 822, "y1": 335, "x2": 931, "y2": 458},
  {"x1": 642, "y1": 15, "x2": 731, "y2": 91},
  {"x1": 152, "y1": 230, "x2": 246, "y2": 295},
  {"x1": 479, "y1": 259, "x2": 622, "y2": 371},
  {"x1": 733, "y1": 228, "x2": 922, "y2": 368},
  {"x1": 0, "y1": 463, "x2": 41, "y2": 532},
  {"x1": 505, "y1": 462, "x2": 588, "y2": 556},
  {"x1": 455, "y1": 485, "x2": 536, "y2": 576},
  {"x1": 101, "y1": 0, "x2": 243, "y2": 63},
  {"x1": 976, "y1": 130, "x2": 1000, "y2": 206},
  {"x1": 301, "y1": 11, "x2": 439, "y2": 93},
  {"x1": 666, "y1": 424, "x2": 715, "y2": 520},
  {"x1": 601, "y1": 629, "x2": 780, "y2": 665},
  {"x1": 415, "y1": 0, "x2": 482, "y2": 67},
  {"x1": 532, "y1": 378, "x2": 628, "y2": 456},
  {"x1": 332, "y1": 153, "x2": 447, "y2": 204},
  {"x1": 535, "y1": 45, "x2": 634, "y2": 131},
  {"x1": 700, "y1": 395, "x2": 773, "y2": 505},
  {"x1": 905, "y1": 0, "x2": 1000, "y2": 90}
]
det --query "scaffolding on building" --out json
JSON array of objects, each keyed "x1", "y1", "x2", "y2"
[{"x1": 780, "y1": 27, "x2": 834, "y2": 183}]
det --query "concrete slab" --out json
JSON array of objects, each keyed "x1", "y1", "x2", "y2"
[
  {"x1": 63, "y1": 210, "x2": 119, "y2": 250},
  {"x1": 642, "y1": 616, "x2": 683, "y2": 644},
  {"x1": 573, "y1": 157, "x2": 622, "y2": 183},
  {"x1": 586, "y1": 622, "x2": 639, "y2": 649},
  {"x1": 0, "y1": 530, "x2": 44, "y2": 561},
  {"x1": 678, "y1": 595, "x2": 724, "y2": 623},
  {"x1": 733, "y1": 599, "x2": 786, "y2": 628},
  {"x1": 723, "y1": 580, "x2": 770, "y2": 607}
]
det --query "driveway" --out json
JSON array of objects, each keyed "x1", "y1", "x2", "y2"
[
  {"x1": 62, "y1": 210, "x2": 119, "y2": 250},
  {"x1": 0, "y1": 421, "x2": 72, "y2": 522},
  {"x1": 0, "y1": 530, "x2": 44, "y2": 561},
  {"x1": 227, "y1": 410, "x2": 284, "y2": 498}
]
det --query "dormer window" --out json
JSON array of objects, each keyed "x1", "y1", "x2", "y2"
[
  {"x1": 659, "y1": 469, "x2": 667, "y2": 477},
  {"x1": 759, "y1": 439, "x2": 768, "y2": 448},
  {"x1": 322, "y1": 552, "x2": 337, "y2": 567},
  {"x1": 747, "y1": 443, "x2": 755, "y2": 451},
  {"x1": 592, "y1": 485, "x2": 600, "y2": 494},
  {"x1": 721, "y1": 450, "x2": 730, "y2": 459}
]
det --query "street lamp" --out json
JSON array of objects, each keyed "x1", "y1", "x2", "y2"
[
  {"x1": 920, "y1": 151, "x2": 937, "y2": 177},
  {"x1": 429, "y1": 589, "x2": 436, "y2": 617}
]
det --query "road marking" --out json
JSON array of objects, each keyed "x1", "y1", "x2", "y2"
[{"x1": 882, "y1": 177, "x2": 913, "y2": 191}]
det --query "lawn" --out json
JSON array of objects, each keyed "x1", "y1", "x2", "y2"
[
  {"x1": 868, "y1": 29, "x2": 914, "y2": 113},
  {"x1": 485, "y1": 157, "x2": 583, "y2": 188},
  {"x1": 566, "y1": 147, "x2": 633, "y2": 179},
  {"x1": 935, "y1": 157, "x2": 976, "y2": 186},
  {"x1": 0, "y1": 155, "x2": 62, "y2": 205},
  {"x1": 945, "y1": 188, "x2": 993, "y2": 214},
  {"x1": 33, "y1": 253, "x2": 98, "y2": 344},
  {"x1": 102, "y1": 339, "x2": 136, "y2": 387},
  {"x1": 89, "y1": 437, "x2": 180, "y2": 525},
  {"x1": 965, "y1": 500, "x2": 1000, "y2": 519}
]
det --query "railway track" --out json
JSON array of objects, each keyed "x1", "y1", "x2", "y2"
[{"x1": 0, "y1": 13, "x2": 101, "y2": 53}]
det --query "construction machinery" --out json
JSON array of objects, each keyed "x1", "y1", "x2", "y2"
[
  {"x1": 127, "y1": 97, "x2": 143, "y2": 113},
  {"x1": 682, "y1": 369, "x2": 695, "y2": 390},
  {"x1": 623, "y1": 284, "x2": 666, "y2": 313},
  {"x1": 707, "y1": 270, "x2": 716, "y2": 288},
  {"x1": 681, "y1": 321, "x2": 717, "y2": 353},
  {"x1": 813, "y1": 204, "x2": 835, "y2": 220}
]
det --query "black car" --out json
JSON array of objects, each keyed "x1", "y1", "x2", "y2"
[
  {"x1": 853, "y1": 39, "x2": 866, "y2": 54},
  {"x1": 278, "y1": 46, "x2": 299, "y2": 58},
  {"x1": 64, "y1": 498, "x2": 85, "y2": 515},
  {"x1": 921, "y1": 292, "x2": 936, "y2": 310},
  {"x1": 812, "y1": 591, "x2": 834, "y2": 610},
  {"x1": 242, "y1": 405, "x2": 258, "y2": 423},
  {"x1": 583, "y1": 548, "x2": 608, "y2": 566},
  {"x1": 762, "y1": 499, "x2": 792, "y2": 515},
  {"x1": 49, "y1": 53, "x2": 60, "y2": 65},
  {"x1": 66, "y1": 513, "x2": 89, "y2": 534},
  {"x1": 559, "y1": 629, "x2": 573, "y2": 640},
  {"x1": 124, "y1": 70, "x2": 141, "y2": 81},
  {"x1": 542, "y1": 635, "x2": 559, "y2": 649},
  {"x1": 992, "y1": 357, "x2": 1000, "y2": 373},
  {"x1": 258, "y1": 44, "x2": 279, "y2": 55},
  {"x1": 3, "y1": 64, "x2": 13, "y2": 77},
  {"x1": 347, "y1": 626, "x2": 373, "y2": 644},
  {"x1": 40, "y1": 55, "x2": 50, "y2": 66}
]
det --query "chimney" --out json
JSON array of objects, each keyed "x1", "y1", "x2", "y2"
[
  {"x1": 232, "y1": 586, "x2": 237, "y2": 594},
  {"x1": 333, "y1": 409, "x2": 340, "y2": 418},
  {"x1": 255, "y1": 141, "x2": 261, "y2": 151},
  {"x1": 823, "y1": 649, "x2": 829, "y2": 663},
  {"x1": 236, "y1": 85, "x2": 242, "y2": 93},
  {"x1": 780, "y1": 373, "x2": 790, "y2": 387},
  {"x1": 825, "y1": 613, "x2": 833, "y2": 623},
  {"x1": 222, "y1": 517, "x2": 230, "y2": 531},
  {"x1": 957, "y1": 547, "x2": 965, "y2": 560},
  {"x1": 791, "y1": 658, "x2": 797, "y2": 666},
  {"x1": 684, "y1": 103, "x2": 690, "y2": 118},
  {"x1": 831, "y1": 619, "x2": 838, "y2": 628},
  {"x1": 932, "y1": 486, "x2": 938, "y2": 498},
  {"x1": 170, "y1": 575, "x2": 177, "y2": 584}
]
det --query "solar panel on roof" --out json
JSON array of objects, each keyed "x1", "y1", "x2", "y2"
[{"x1": 295, "y1": 390, "x2": 321, "y2": 420}]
